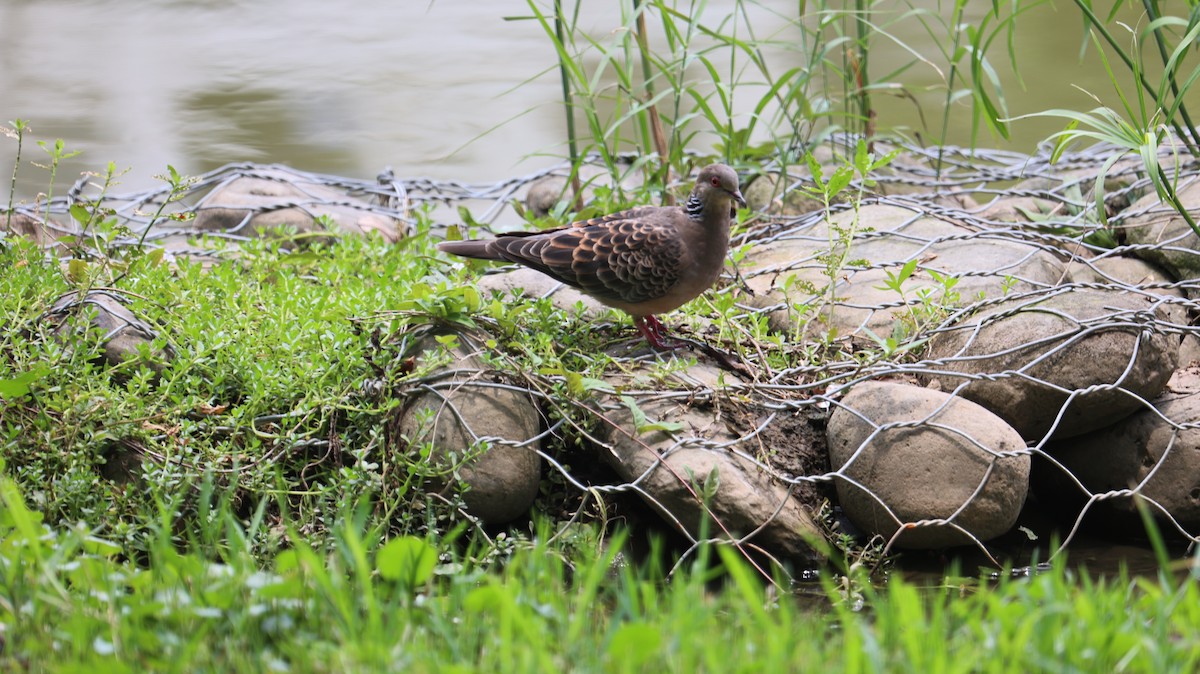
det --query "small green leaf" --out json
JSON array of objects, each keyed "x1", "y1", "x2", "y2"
[
  {"x1": 606, "y1": 622, "x2": 663, "y2": 668},
  {"x1": 67, "y1": 258, "x2": 89, "y2": 284},
  {"x1": 377, "y1": 536, "x2": 437, "y2": 586},
  {"x1": 464, "y1": 583, "x2": 510, "y2": 614},
  {"x1": 0, "y1": 364, "x2": 51, "y2": 399},
  {"x1": 0, "y1": 478, "x2": 45, "y2": 542},
  {"x1": 456, "y1": 206, "x2": 481, "y2": 228},
  {"x1": 274, "y1": 550, "x2": 301, "y2": 575},
  {"x1": 458, "y1": 285, "x2": 481, "y2": 312},
  {"x1": 870, "y1": 148, "x2": 902, "y2": 173},
  {"x1": 825, "y1": 166, "x2": 854, "y2": 199},
  {"x1": 81, "y1": 534, "x2": 122, "y2": 557},
  {"x1": 69, "y1": 203, "x2": 92, "y2": 225},
  {"x1": 621, "y1": 395, "x2": 685, "y2": 434},
  {"x1": 561, "y1": 370, "x2": 610, "y2": 396},
  {"x1": 564, "y1": 370, "x2": 584, "y2": 396},
  {"x1": 853, "y1": 138, "x2": 871, "y2": 174}
]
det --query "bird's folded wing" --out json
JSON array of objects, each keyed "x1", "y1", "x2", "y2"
[
  {"x1": 491, "y1": 217, "x2": 684, "y2": 306},
  {"x1": 568, "y1": 205, "x2": 659, "y2": 228}
]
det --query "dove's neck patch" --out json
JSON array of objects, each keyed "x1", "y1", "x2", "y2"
[{"x1": 684, "y1": 193, "x2": 704, "y2": 220}]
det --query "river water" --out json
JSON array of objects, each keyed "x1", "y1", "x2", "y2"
[{"x1": 1, "y1": 0, "x2": 1193, "y2": 200}]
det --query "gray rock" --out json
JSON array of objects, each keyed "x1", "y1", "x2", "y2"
[
  {"x1": 1065, "y1": 255, "x2": 1191, "y2": 326},
  {"x1": 1066, "y1": 254, "x2": 1177, "y2": 286},
  {"x1": 974, "y1": 195, "x2": 1067, "y2": 224},
  {"x1": 924, "y1": 287, "x2": 1179, "y2": 441},
  {"x1": 1180, "y1": 334, "x2": 1200, "y2": 367},
  {"x1": 600, "y1": 360, "x2": 824, "y2": 564},
  {"x1": 740, "y1": 203, "x2": 1065, "y2": 338},
  {"x1": 188, "y1": 167, "x2": 403, "y2": 242},
  {"x1": 524, "y1": 176, "x2": 574, "y2": 218},
  {"x1": 2, "y1": 211, "x2": 79, "y2": 250},
  {"x1": 396, "y1": 333, "x2": 542, "y2": 524},
  {"x1": 1042, "y1": 370, "x2": 1200, "y2": 530},
  {"x1": 1010, "y1": 163, "x2": 1140, "y2": 198},
  {"x1": 1122, "y1": 173, "x2": 1200, "y2": 286},
  {"x1": 45, "y1": 290, "x2": 174, "y2": 374},
  {"x1": 475, "y1": 267, "x2": 610, "y2": 319},
  {"x1": 828, "y1": 381, "x2": 1030, "y2": 549},
  {"x1": 742, "y1": 171, "x2": 826, "y2": 216}
]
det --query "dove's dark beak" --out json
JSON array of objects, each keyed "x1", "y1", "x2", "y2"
[{"x1": 731, "y1": 188, "x2": 746, "y2": 208}]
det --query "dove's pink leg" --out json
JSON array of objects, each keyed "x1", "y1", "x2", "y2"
[{"x1": 634, "y1": 315, "x2": 684, "y2": 350}]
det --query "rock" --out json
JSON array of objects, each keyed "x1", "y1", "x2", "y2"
[
  {"x1": 1039, "y1": 374, "x2": 1200, "y2": 531},
  {"x1": 974, "y1": 195, "x2": 1066, "y2": 224},
  {"x1": 600, "y1": 360, "x2": 824, "y2": 564},
  {"x1": 739, "y1": 145, "x2": 949, "y2": 216},
  {"x1": 924, "y1": 287, "x2": 1178, "y2": 441},
  {"x1": 1066, "y1": 254, "x2": 1175, "y2": 286},
  {"x1": 1122, "y1": 173, "x2": 1200, "y2": 287},
  {"x1": 45, "y1": 290, "x2": 174, "y2": 374},
  {"x1": 2, "y1": 211, "x2": 79, "y2": 250},
  {"x1": 187, "y1": 167, "x2": 403, "y2": 242},
  {"x1": 1065, "y1": 255, "x2": 1191, "y2": 326},
  {"x1": 740, "y1": 203, "x2": 1065, "y2": 338},
  {"x1": 396, "y1": 332, "x2": 542, "y2": 524},
  {"x1": 475, "y1": 267, "x2": 610, "y2": 319},
  {"x1": 742, "y1": 172, "x2": 825, "y2": 215},
  {"x1": 525, "y1": 176, "x2": 573, "y2": 218},
  {"x1": 827, "y1": 381, "x2": 1030, "y2": 549},
  {"x1": 1180, "y1": 334, "x2": 1200, "y2": 367}
]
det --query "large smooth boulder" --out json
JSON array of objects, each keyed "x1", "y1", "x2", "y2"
[
  {"x1": 1064, "y1": 255, "x2": 1189, "y2": 326},
  {"x1": 742, "y1": 171, "x2": 825, "y2": 216},
  {"x1": 475, "y1": 267, "x2": 609, "y2": 320},
  {"x1": 2, "y1": 212, "x2": 79, "y2": 250},
  {"x1": 396, "y1": 333, "x2": 542, "y2": 524},
  {"x1": 1039, "y1": 370, "x2": 1200, "y2": 531},
  {"x1": 600, "y1": 359, "x2": 824, "y2": 564},
  {"x1": 188, "y1": 167, "x2": 403, "y2": 242},
  {"x1": 740, "y1": 204, "x2": 1066, "y2": 338},
  {"x1": 827, "y1": 381, "x2": 1030, "y2": 549},
  {"x1": 1122, "y1": 173, "x2": 1200, "y2": 287},
  {"x1": 924, "y1": 287, "x2": 1178, "y2": 441},
  {"x1": 45, "y1": 290, "x2": 175, "y2": 374}
]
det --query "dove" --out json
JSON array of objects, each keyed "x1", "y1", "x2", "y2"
[{"x1": 438, "y1": 164, "x2": 745, "y2": 349}]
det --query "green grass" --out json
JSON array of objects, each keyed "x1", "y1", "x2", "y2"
[{"x1": 3, "y1": 468, "x2": 1199, "y2": 673}]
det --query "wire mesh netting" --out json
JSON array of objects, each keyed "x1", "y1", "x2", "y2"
[{"x1": 7, "y1": 135, "x2": 1200, "y2": 570}]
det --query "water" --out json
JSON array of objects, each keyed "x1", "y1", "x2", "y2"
[{"x1": 1, "y1": 0, "x2": 1194, "y2": 200}]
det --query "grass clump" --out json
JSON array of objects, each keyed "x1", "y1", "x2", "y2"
[
  {"x1": 0, "y1": 226, "x2": 468, "y2": 559},
  {"x1": 3, "y1": 469, "x2": 1200, "y2": 672}
]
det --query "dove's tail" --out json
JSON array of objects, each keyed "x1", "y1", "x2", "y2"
[{"x1": 437, "y1": 239, "x2": 502, "y2": 261}]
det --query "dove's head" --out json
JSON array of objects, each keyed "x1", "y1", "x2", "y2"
[{"x1": 694, "y1": 164, "x2": 746, "y2": 216}]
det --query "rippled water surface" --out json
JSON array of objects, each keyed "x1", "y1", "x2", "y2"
[{"x1": 1, "y1": 0, "x2": 1193, "y2": 199}]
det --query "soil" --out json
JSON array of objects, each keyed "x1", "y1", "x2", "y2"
[{"x1": 725, "y1": 402, "x2": 831, "y2": 514}]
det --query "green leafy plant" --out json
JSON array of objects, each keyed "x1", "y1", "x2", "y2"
[
  {"x1": 801, "y1": 138, "x2": 899, "y2": 343},
  {"x1": 1012, "y1": 7, "x2": 1200, "y2": 232},
  {"x1": 2, "y1": 118, "x2": 30, "y2": 232}
]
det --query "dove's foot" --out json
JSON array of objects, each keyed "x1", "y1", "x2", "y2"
[{"x1": 635, "y1": 315, "x2": 687, "y2": 351}]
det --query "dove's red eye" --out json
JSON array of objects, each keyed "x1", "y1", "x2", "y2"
[{"x1": 710, "y1": 176, "x2": 720, "y2": 187}]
